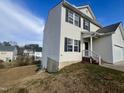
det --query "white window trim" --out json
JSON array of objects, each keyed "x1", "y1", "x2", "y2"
[
  {"x1": 74, "y1": 40, "x2": 80, "y2": 52},
  {"x1": 68, "y1": 10, "x2": 74, "y2": 24},
  {"x1": 74, "y1": 14, "x2": 80, "y2": 27}
]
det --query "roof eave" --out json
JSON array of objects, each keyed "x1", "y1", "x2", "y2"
[
  {"x1": 118, "y1": 23, "x2": 124, "y2": 40},
  {"x1": 62, "y1": 1, "x2": 102, "y2": 28}
]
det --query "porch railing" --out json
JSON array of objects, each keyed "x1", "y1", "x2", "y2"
[{"x1": 82, "y1": 50, "x2": 101, "y2": 65}]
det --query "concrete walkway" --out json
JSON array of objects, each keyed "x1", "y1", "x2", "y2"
[{"x1": 101, "y1": 61, "x2": 124, "y2": 72}]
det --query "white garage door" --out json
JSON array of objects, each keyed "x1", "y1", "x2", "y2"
[{"x1": 114, "y1": 45, "x2": 124, "y2": 62}]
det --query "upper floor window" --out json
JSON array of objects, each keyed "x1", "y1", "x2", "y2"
[
  {"x1": 66, "y1": 9, "x2": 81, "y2": 27},
  {"x1": 75, "y1": 14, "x2": 81, "y2": 27},
  {"x1": 66, "y1": 9, "x2": 74, "y2": 24},
  {"x1": 65, "y1": 38, "x2": 73, "y2": 52},
  {"x1": 83, "y1": 19, "x2": 90, "y2": 31}
]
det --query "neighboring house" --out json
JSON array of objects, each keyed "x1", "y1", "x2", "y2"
[
  {"x1": 23, "y1": 48, "x2": 42, "y2": 61},
  {"x1": 0, "y1": 46, "x2": 17, "y2": 62},
  {"x1": 42, "y1": 1, "x2": 124, "y2": 72},
  {"x1": 23, "y1": 49, "x2": 34, "y2": 56},
  {"x1": 34, "y1": 48, "x2": 42, "y2": 61},
  {"x1": 17, "y1": 47, "x2": 24, "y2": 56}
]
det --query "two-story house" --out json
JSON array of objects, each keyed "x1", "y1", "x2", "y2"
[
  {"x1": 23, "y1": 47, "x2": 42, "y2": 61},
  {"x1": 42, "y1": 1, "x2": 124, "y2": 72}
]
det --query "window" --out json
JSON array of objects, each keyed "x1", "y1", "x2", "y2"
[
  {"x1": 75, "y1": 14, "x2": 81, "y2": 27},
  {"x1": 65, "y1": 38, "x2": 73, "y2": 52},
  {"x1": 66, "y1": 9, "x2": 81, "y2": 27},
  {"x1": 74, "y1": 40, "x2": 80, "y2": 52},
  {"x1": 66, "y1": 9, "x2": 74, "y2": 24},
  {"x1": 83, "y1": 19, "x2": 90, "y2": 31}
]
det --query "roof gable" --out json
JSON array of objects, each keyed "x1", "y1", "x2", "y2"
[
  {"x1": 118, "y1": 23, "x2": 124, "y2": 40},
  {"x1": 97, "y1": 22, "x2": 124, "y2": 40},
  {"x1": 62, "y1": 1, "x2": 102, "y2": 27},
  {"x1": 77, "y1": 5, "x2": 96, "y2": 20}
]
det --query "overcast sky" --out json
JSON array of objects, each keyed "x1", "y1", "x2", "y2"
[{"x1": 0, "y1": 0, "x2": 44, "y2": 46}]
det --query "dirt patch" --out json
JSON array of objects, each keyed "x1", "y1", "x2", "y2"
[
  {"x1": 0, "y1": 65, "x2": 37, "y2": 87},
  {"x1": 1, "y1": 63, "x2": 124, "y2": 93}
]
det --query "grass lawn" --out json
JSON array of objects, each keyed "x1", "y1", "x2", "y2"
[{"x1": 1, "y1": 63, "x2": 124, "y2": 93}]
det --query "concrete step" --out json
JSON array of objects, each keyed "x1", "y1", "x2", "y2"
[{"x1": 82, "y1": 57, "x2": 99, "y2": 65}]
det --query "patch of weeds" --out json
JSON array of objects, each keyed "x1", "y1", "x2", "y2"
[
  {"x1": 84, "y1": 64, "x2": 124, "y2": 93},
  {"x1": 85, "y1": 64, "x2": 124, "y2": 82},
  {"x1": 4, "y1": 87, "x2": 29, "y2": 93},
  {"x1": 58, "y1": 62, "x2": 84, "y2": 74},
  {"x1": 25, "y1": 79, "x2": 41, "y2": 88},
  {"x1": 38, "y1": 75, "x2": 56, "y2": 90},
  {"x1": 0, "y1": 63, "x2": 5, "y2": 69},
  {"x1": 17, "y1": 88, "x2": 29, "y2": 93}
]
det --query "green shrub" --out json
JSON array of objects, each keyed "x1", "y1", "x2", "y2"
[
  {"x1": 0, "y1": 56, "x2": 35, "y2": 69},
  {"x1": 14, "y1": 56, "x2": 34, "y2": 67},
  {"x1": 17, "y1": 88, "x2": 29, "y2": 93},
  {"x1": 2, "y1": 62, "x2": 11, "y2": 68},
  {"x1": 4, "y1": 87, "x2": 29, "y2": 93}
]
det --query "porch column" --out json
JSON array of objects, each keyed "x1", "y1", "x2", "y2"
[
  {"x1": 90, "y1": 36, "x2": 93, "y2": 56},
  {"x1": 90, "y1": 36, "x2": 93, "y2": 63}
]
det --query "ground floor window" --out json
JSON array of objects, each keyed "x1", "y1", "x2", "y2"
[
  {"x1": 65, "y1": 38, "x2": 80, "y2": 52},
  {"x1": 65, "y1": 38, "x2": 73, "y2": 52},
  {"x1": 74, "y1": 40, "x2": 80, "y2": 52}
]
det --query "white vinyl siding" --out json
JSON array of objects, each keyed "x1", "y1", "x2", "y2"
[
  {"x1": 113, "y1": 45, "x2": 124, "y2": 62},
  {"x1": 112, "y1": 26, "x2": 124, "y2": 63},
  {"x1": 93, "y1": 35, "x2": 113, "y2": 63}
]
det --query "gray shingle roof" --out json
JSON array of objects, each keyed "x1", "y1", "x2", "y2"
[
  {"x1": 0, "y1": 46, "x2": 16, "y2": 51},
  {"x1": 97, "y1": 22, "x2": 121, "y2": 33}
]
